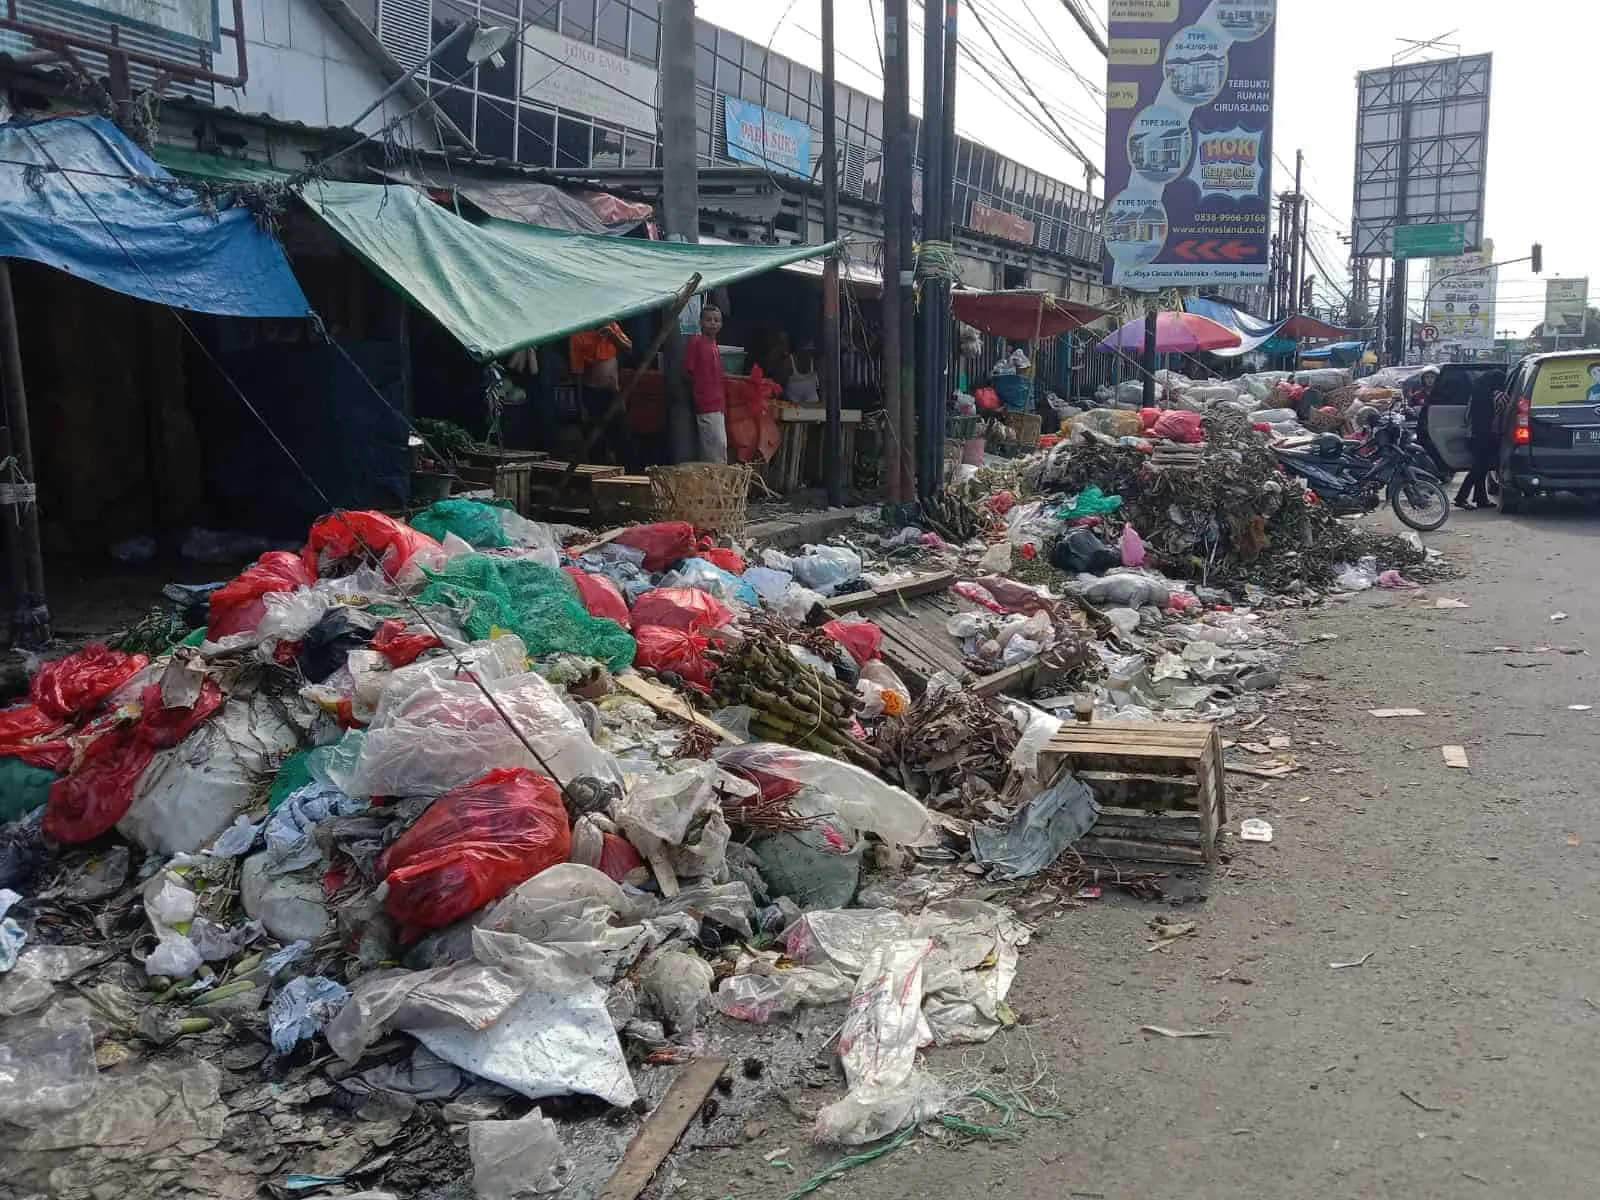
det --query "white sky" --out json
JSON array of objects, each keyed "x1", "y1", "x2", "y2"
[{"x1": 694, "y1": 0, "x2": 1593, "y2": 337}]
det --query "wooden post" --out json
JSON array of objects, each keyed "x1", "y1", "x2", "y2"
[{"x1": 0, "y1": 263, "x2": 49, "y2": 647}]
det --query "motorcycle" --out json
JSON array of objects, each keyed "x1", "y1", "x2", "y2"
[{"x1": 1273, "y1": 412, "x2": 1451, "y2": 532}]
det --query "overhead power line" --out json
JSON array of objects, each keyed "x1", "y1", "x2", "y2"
[{"x1": 1056, "y1": 0, "x2": 1108, "y2": 55}]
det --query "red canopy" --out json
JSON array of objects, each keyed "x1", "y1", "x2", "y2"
[
  {"x1": 1277, "y1": 312, "x2": 1351, "y2": 341},
  {"x1": 950, "y1": 289, "x2": 1109, "y2": 340}
]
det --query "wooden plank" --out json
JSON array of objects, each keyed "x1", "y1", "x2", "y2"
[
  {"x1": 615, "y1": 672, "x2": 743, "y2": 745},
  {"x1": 972, "y1": 660, "x2": 1039, "y2": 697},
  {"x1": 878, "y1": 608, "x2": 963, "y2": 674},
  {"x1": 1074, "y1": 835, "x2": 1208, "y2": 866},
  {"x1": 1075, "y1": 770, "x2": 1202, "y2": 810},
  {"x1": 1092, "y1": 817, "x2": 1204, "y2": 843},
  {"x1": 597, "y1": 1056, "x2": 729, "y2": 1200},
  {"x1": 824, "y1": 571, "x2": 958, "y2": 614}
]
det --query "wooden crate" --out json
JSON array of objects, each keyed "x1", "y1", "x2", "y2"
[
  {"x1": 1036, "y1": 720, "x2": 1226, "y2": 866},
  {"x1": 591, "y1": 474, "x2": 656, "y2": 523},
  {"x1": 454, "y1": 461, "x2": 534, "y2": 514}
]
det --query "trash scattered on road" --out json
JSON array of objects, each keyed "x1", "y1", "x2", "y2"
[
  {"x1": 1434, "y1": 599, "x2": 1470, "y2": 610},
  {"x1": 1140, "y1": 1025, "x2": 1223, "y2": 1039},
  {"x1": 1370, "y1": 708, "x2": 1425, "y2": 718},
  {"x1": 1239, "y1": 818, "x2": 1274, "y2": 843},
  {"x1": 1442, "y1": 745, "x2": 1470, "y2": 769},
  {"x1": 1551, "y1": 612, "x2": 1569, "y2": 622},
  {"x1": 1329, "y1": 952, "x2": 1374, "y2": 969}
]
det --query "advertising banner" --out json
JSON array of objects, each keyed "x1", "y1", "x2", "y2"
[
  {"x1": 1103, "y1": 0, "x2": 1276, "y2": 289},
  {"x1": 1425, "y1": 242, "x2": 1495, "y2": 351},
  {"x1": 521, "y1": 26, "x2": 658, "y2": 133},
  {"x1": 970, "y1": 202, "x2": 1036, "y2": 245},
  {"x1": 722, "y1": 97, "x2": 813, "y2": 178},
  {"x1": 1544, "y1": 278, "x2": 1589, "y2": 339}
]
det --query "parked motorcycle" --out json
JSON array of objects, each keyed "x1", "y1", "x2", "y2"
[{"x1": 1274, "y1": 412, "x2": 1450, "y2": 532}]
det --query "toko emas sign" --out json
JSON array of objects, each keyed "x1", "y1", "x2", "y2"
[{"x1": 1103, "y1": 0, "x2": 1277, "y2": 289}]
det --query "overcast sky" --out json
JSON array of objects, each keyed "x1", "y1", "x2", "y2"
[{"x1": 695, "y1": 0, "x2": 1585, "y2": 337}]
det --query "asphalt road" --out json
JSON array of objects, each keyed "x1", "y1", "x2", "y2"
[{"x1": 688, "y1": 503, "x2": 1600, "y2": 1200}]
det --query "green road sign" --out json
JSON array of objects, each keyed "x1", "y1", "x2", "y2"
[{"x1": 1394, "y1": 222, "x2": 1467, "y2": 259}]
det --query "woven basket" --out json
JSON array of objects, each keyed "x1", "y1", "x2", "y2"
[
  {"x1": 648, "y1": 463, "x2": 754, "y2": 535},
  {"x1": 1007, "y1": 412, "x2": 1043, "y2": 448}
]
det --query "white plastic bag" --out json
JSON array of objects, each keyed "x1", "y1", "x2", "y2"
[
  {"x1": 470, "y1": 1112, "x2": 572, "y2": 1198},
  {"x1": 715, "y1": 744, "x2": 932, "y2": 847},
  {"x1": 612, "y1": 762, "x2": 730, "y2": 885},
  {"x1": 636, "y1": 947, "x2": 714, "y2": 1033},
  {"x1": 713, "y1": 956, "x2": 853, "y2": 1023},
  {"x1": 789, "y1": 545, "x2": 862, "y2": 595}
]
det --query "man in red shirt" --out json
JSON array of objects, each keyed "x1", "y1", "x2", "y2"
[{"x1": 682, "y1": 302, "x2": 728, "y2": 462}]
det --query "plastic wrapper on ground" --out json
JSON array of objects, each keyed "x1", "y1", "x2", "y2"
[
  {"x1": 241, "y1": 853, "x2": 330, "y2": 943},
  {"x1": 0, "y1": 1022, "x2": 97, "y2": 1124},
  {"x1": 29, "y1": 645, "x2": 148, "y2": 722},
  {"x1": 971, "y1": 772, "x2": 1101, "y2": 881},
  {"x1": 715, "y1": 743, "x2": 932, "y2": 847},
  {"x1": 637, "y1": 946, "x2": 715, "y2": 1033},
  {"x1": 713, "y1": 955, "x2": 854, "y2": 1023},
  {"x1": 470, "y1": 1111, "x2": 572, "y2": 1198},
  {"x1": 657, "y1": 558, "x2": 758, "y2": 607},
  {"x1": 268, "y1": 975, "x2": 350, "y2": 1054}
]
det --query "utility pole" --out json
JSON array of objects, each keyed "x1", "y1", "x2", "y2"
[
  {"x1": 937, "y1": 1, "x2": 958, "y2": 466},
  {"x1": 660, "y1": 0, "x2": 698, "y2": 462},
  {"x1": 882, "y1": 0, "x2": 915, "y2": 500},
  {"x1": 1386, "y1": 102, "x2": 1412, "y2": 365},
  {"x1": 821, "y1": 0, "x2": 843, "y2": 506},
  {"x1": 915, "y1": 0, "x2": 945, "y2": 498},
  {"x1": 1141, "y1": 305, "x2": 1158, "y2": 408},
  {"x1": 1289, "y1": 150, "x2": 1305, "y2": 316}
]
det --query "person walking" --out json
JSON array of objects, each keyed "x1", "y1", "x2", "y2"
[
  {"x1": 1454, "y1": 367, "x2": 1506, "y2": 509},
  {"x1": 683, "y1": 303, "x2": 728, "y2": 462}
]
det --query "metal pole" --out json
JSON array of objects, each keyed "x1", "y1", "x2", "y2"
[
  {"x1": 1141, "y1": 305, "x2": 1158, "y2": 408},
  {"x1": 1387, "y1": 102, "x2": 1412, "y2": 364},
  {"x1": 915, "y1": 0, "x2": 944, "y2": 499},
  {"x1": 882, "y1": 0, "x2": 914, "y2": 501},
  {"x1": 660, "y1": 0, "x2": 699, "y2": 463},
  {"x1": 936, "y1": 1, "x2": 958, "y2": 466},
  {"x1": 0, "y1": 263, "x2": 49, "y2": 646},
  {"x1": 821, "y1": 0, "x2": 843, "y2": 506}
]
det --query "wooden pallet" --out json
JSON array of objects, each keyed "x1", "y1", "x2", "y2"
[{"x1": 1036, "y1": 720, "x2": 1226, "y2": 866}]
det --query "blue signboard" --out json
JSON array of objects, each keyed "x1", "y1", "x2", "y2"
[
  {"x1": 723, "y1": 95, "x2": 813, "y2": 179},
  {"x1": 1103, "y1": 0, "x2": 1277, "y2": 289}
]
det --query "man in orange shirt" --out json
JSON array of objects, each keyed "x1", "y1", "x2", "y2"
[{"x1": 570, "y1": 321, "x2": 640, "y2": 470}]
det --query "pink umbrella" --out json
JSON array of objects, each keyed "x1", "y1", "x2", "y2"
[{"x1": 1095, "y1": 311, "x2": 1243, "y2": 354}]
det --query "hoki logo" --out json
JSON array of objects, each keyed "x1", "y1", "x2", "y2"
[{"x1": 1199, "y1": 135, "x2": 1260, "y2": 166}]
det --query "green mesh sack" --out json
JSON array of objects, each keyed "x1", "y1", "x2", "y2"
[
  {"x1": 416, "y1": 553, "x2": 636, "y2": 671},
  {"x1": 410, "y1": 498, "x2": 513, "y2": 548}
]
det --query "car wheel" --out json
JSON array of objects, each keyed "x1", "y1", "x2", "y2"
[{"x1": 1497, "y1": 482, "x2": 1525, "y2": 514}]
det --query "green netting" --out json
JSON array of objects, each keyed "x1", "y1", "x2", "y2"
[
  {"x1": 0, "y1": 757, "x2": 56, "y2": 823},
  {"x1": 410, "y1": 498, "x2": 514, "y2": 548},
  {"x1": 416, "y1": 553, "x2": 636, "y2": 671}
]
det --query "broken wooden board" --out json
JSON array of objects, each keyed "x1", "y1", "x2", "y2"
[
  {"x1": 615, "y1": 672, "x2": 744, "y2": 745},
  {"x1": 823, "y1": 571, "x2": 1065, "y2": 698},
  {"x1": 597, "y1": 1057, "x2": 728, "y2": 1200},
  {"x1": 1369, "y1": 708, "x2": 1425, "y2": 718},
  {"x1": 1441, "y1": 744, "x2": 1470, "y2": 769}
]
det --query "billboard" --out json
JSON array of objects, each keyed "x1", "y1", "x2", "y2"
[
  {"x1": 1544, "y1": 278, "x2": 1589, "y2": 339},
  {"x1": 1102, "y1": 0, "x2": 1277, "y2": 289},
  {"x1": 521, "y1": 26, "x2": 658, "y2": 134},
  {"x1": 1425, "y1": 241, "x2": 1495, "y2": 351},
  {"x1": 43, "y1": 0, "x2": 218, "y2": 48},
  {"x1": 1351, "y1": 54, "x2": 1491, "y2": 259},
  {"x1": 722, "y1": 97, "x2": 813, "y2": 178}
]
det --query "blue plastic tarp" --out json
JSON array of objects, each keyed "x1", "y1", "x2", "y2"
[
  {"x1": 1182, "y1": 295, "x2": 1282, "y2": 358},
  {"x1": 0, "y1": 115, "x2": 308, "y2": 318}
]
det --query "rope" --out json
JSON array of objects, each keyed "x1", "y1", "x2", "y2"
[{"x1": 914, "y1": 239, "x2": 961, "y2": 284}]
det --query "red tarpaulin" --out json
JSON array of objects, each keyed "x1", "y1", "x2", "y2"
[
  {"x1": 1276, "y1": 312, "x2": 1353, "y2": 342},
  {"x1": 950, "y1": 289, "x2": 1109, "y2": 340}
]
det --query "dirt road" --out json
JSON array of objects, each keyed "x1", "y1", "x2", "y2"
[{"x1": 689, "y1": 506, "x2": 1600, "y2": 1200}]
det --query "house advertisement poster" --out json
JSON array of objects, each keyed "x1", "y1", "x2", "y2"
[{"x1": 1103, "y1": 0, "x2": 1277, "y2": 289}]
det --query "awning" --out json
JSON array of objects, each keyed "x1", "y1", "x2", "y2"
[
  {"x1": 951, "y1": 289, "x2": 1109, "y2": 339},
  {"x1": 1299, "y1": 340, "x2": 1369, "y2": 361},
  {"x1": 1184, "y1": 295, "x2": 1360, "y2": 358},
  {"x1": 154, "y1": 145, "x2": 294, "y2": 184},
  {"x1": 378, "y1": 165, "x2": 653, "y2": 235},
  {"x1": 702, "y1": 235, "x2": 882, "y2": 291},
  {"x1": 0, "y1": 116, "x2": 308, "y2": 318},
  {"x1": 299, "y1": 179, "x2": 837, "y2": 360},
  {"x1": 1277, "y1": 312, "x2": 1354, "y2": 342}
]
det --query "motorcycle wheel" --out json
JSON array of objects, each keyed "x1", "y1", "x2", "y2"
[{"x1": 1391, "y1": 476, "x2": 1451, "y2": 531}]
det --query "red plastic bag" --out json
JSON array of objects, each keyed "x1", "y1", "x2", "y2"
[
  {"x1": 974, "y1": 386, "x2": 1001, "y2": 412},
  {"x1": 1139, "y1": 406, "x2": 1162, "y2": 430},
  {"x1": 29, "y1": 645, "x2": 148, "y2": 721},
  {"x1": 370, "y1": 619, "x2": 443, "y2": 667},
  {"x1": 563, "y1": 567, "x2": 632, "y2": 629},
  {"x1": 42, "y1": 679, "x2": 223, "y2": 843},
  {"x1": 632, "y1": 625, "x2": 715, "y2": 691},
  {"x1": 597, "y1": 832, "x2": 645, "y2": 882},
  {"x1": 305, "y1": 511, "x2": 440, "y2": 581},
  {"x1": 377, "y1": 768, "x2": 572, "y2": 940},
  {"x1": 630, "y1": 588, "x2": 732, "y2": 633},
  {"x1": 822, "y1": 618, "x2": 883, "y2": 665},
  {"x1": 209, "y1": 550, "x2": 317, "y2": 639},
  {"x1": 1151, "y1": 410, "x2": 1204, "y2": 443},
  {"x1": 699, "y1": 546, "x2": 746, "y2": 575},
  {"x1": 0, "y1": 702, "x2": 64, "y2": 745},
  {"x1": 614, "y1": 521, "x2": 696, "y2": 572}
]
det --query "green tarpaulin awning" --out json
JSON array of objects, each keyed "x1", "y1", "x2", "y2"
[
  {"x1": 299, "y1": 180, "x2": 836, "y2": 361},
  {"x1": 153, "y1": 145, "x2": 294, "y2": 184}
]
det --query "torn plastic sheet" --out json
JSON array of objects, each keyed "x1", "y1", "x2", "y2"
[
  {"x1": 16, "y1": 1057, "x2": 223, "y2": 1152},
  {"x1": 971, "y1": 772, "x2": 1102, "y2": 881},
  {"x1": 268, "y1": 975, "x2": 350, "y2": 1054},
  {"x1": 814, "y1": 939, "x2": 944, "y2": 1146},
  {"x1": 0, "y1": 886, "x2": 24, "y2": 971},
  {"x1": 712, "y1": 955, "x2": 854, "y2": 1023},
  {"x1": 0, "y1": 945, "x2": 107, "y2": 1017},
  {"x1": 0, "y1": 1022, "x2": 97, "y2": 1123},
  {"x1": 410, "y1": 939, "x2": 637, "y2": 1108},
  {"x1": 470, "y1": 1111, "x2": 573, "y2": 1199}
]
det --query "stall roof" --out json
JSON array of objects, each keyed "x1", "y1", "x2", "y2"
[
  {"x1": 153, "y1": 145, "x2": 294, "y2": 184},
  {"x1": 951, "y1": 289, "x2": 1109, "y2": 339},
  {"x1": 0, "y1": 116, "x2": 308, "y2": 318},
  {"x1": 377, "y1": 165, "x2": 653, "y2": 235},
  {"x1": 1184, "y1": 295, "x2": 1358, "y2": 358},
  {"x1": 300, "y1": 180, "x2": 836, "y2": 360},
  {"x1": 702, "y1": 234, "x2": 883, "y2": 291}
]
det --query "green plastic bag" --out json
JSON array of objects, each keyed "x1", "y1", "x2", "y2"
[
  {"x1": 411, "y1": 498, "x2": 513, "y2": 548},
  {"x1": 1059, "y1": 484, "x2": 1122, "y2": 519},
  {"x1": 416, "y1": 554, "x2": 636, "y2": 671},
  {"x1": 0, "y1": 757, "x2": 57, "y2": 823},
  {"x1": 268, "y1": 748, "x2": 315, "y2": 811}
]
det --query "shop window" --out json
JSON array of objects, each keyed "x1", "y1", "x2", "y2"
[
  {"x1": 623, "y1": 132, "x2": 654, "y2": 168},
  {"x1": 598, "y1": 2, "x2": 627, "y2": 53},
  {"x1": 592, "y1": 124, "x2": 624, "y2": 167},
  {"x1": 477, "y1": 41, "x2": 516, "y2": 99},
  {"x1": 739, "y1": 69, "x2": 763, "y2": 103},
  {"x1": 475, "y1": 95, "x2": 514, "y2": 159},
  {"x1": 556, "y1": 114, "x2": 591, "y2": 166},
  {"x1": 561, "y1": 0, "x2": 594, "y2": 41},
  {"x1": 695, "y1": 41, "x2": 714, "y2": 82},
  {"x1": 530, "y1": 2, "x2": 558, "y2": 31},
  {"x1": 1002, "y1": 263, "x2": 1028, "y2": 290},
  {"x1": 517, "y1": 107, "x2": 556, "y2": 166},
  {"x1": 631, "y1": 12, "x2": 659, "y2": 64}
]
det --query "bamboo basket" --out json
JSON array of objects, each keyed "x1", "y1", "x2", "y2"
[{"x1": 648, "y1": 463, "x2": 755, "y2": 535}]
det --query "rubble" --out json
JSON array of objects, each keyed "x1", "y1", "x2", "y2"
[{"x1": 0, "y1": 393, "x2": 1444, "y2": 1195}]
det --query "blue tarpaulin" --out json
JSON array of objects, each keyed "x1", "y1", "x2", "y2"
[{"x1": 0, "y1": 115, "x2": 308, "y2": 318}]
